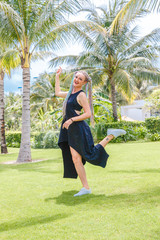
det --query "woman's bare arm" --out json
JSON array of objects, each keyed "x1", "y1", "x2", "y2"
[{"x1": 55, "y1": 67, "x2": 68, "y2": 98}]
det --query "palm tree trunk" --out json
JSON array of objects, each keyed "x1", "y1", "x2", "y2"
[
  {"x1": 17, "y1": 67, "x2": 32, "y2": 162},
  {"x1": 0, "y1": 70, "x2": 8, "y2": 154},
  {"x1": 88, "y1": 80, "x2": 94, "y2": 126},
  {"x1": 110, "y1": 79, "x2": 118, "y2": 121}
]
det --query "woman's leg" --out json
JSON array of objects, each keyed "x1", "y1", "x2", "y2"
[
  {"x1": 99, "y1": 135, "x2": 114, "y2": 148},
  {"x1": 70, "y1": 146, "x2": 90, "y2": 189},
  {"x1": 99, "y1": 129, "x2": 126, "y2": 148}
]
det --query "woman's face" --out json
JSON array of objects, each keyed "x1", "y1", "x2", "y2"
[{"x1": 73, "y1": 72, "x2": 86, "y2": 88}]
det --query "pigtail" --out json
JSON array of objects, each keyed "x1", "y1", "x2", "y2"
[
  {"x1": 85, "y1": 82, "x2": 88, "y2": 97},
  {"x1": 88, "y1": 79, "x2": 94, "y2": 127}
]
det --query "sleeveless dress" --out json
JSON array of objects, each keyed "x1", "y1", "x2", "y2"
[{"x1": 58, "y1": 90, "x2": 109, "y2": 178}]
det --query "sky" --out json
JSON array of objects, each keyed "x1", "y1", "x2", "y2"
[{"x1": 4, "y1": 0, "x2": 160, "y2": 93}]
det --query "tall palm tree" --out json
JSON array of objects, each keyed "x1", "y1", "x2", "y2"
[
  {"x1": 0, "y1": 43, "x2": 20, "y2": 153},
  {"x1": 0, "y1": 0, "x2": 82, "y2": 162},
  {"x1": 50, "y1": 2, "x2": 160, "y2": 121}
]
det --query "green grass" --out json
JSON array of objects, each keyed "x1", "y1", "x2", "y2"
[{"x1": 0, "y1": 142, "x2": 160, "y2": 240}]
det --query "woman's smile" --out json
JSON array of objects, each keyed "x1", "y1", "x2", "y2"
[{"x1": 73, "y1": 73, "x2": 86, "y2": 87}]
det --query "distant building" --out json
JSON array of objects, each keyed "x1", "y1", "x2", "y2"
[{"x1": 121, "y1": 100, "x2": 151, "y2": 121}]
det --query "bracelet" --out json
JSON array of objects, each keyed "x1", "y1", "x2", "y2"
[{"x1": 70, "y1": 118, "x2": 74, "y2": 122}]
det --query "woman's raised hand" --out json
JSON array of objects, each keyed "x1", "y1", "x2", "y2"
[{"x1": 56, "y1": 66, "x2": 62, "y2": 76}]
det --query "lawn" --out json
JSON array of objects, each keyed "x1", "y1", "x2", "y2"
[{"x1": 0, "y1": 142, "x2": 160, "y2": 240}]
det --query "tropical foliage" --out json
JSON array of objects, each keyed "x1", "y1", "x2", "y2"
[
  {"x1": 50, "y1": 1, "x2": 160, "y2": 120},
  {"x1": 31, "y1": 72, "x2": 59, "y2": 115},
  {"x1": 145, "y1": 88, "x2": 160, "y2": 116},
  {"x1": 4, "y1": 92, "x2": 22, "y2": 131},
  {"x1": 92, "y1": 91, "x2": 114, "y2": 123},
  {"x1": 4, "y1": 91, "x2": 61, "y2": 132}
]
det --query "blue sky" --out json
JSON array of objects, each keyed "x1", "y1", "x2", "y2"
[
  {"x1": 4, "y1": 3, "x2": 160, "y2": 93},
  {"x1": 4, "y1": 60, "x2": 51, "y2": 93}
]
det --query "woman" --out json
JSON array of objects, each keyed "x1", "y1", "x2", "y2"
[{"x1": 55, "y1": 66, "x2": 126, "y2": 197}]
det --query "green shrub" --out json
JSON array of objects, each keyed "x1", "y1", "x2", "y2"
[
  {"x1": 31, "y1": 131, "x2": 59, "y2": 149},
  {"x1": 94, "y1": 121, "x2": 146, "y2": 142},
  {"x1": 31, "y1": 132, "x2": 46, "y2": 148},
  {"x1": 135, "y1": 126, "x2": 148, "y2": 139},
  {"x1": 42, "y1": 131, "x2": 59, "y2": 148},
  {"x1": 5, "y1": 132, "x2": 21, "y2": 147},
  {"x1": 5, "y1": 131, "x2": 60, "y2": 149},
  {"x1": 146, "y1": 133, "x2": 160, "y2": 141},
  {"x1": 145, "y1": 117, "x2": 160, "y2": 133}
]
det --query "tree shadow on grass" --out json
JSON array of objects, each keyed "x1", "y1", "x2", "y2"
[
  {"x1": 0, "y1": 213, "x2": 69, "y2": 232},
  {"x1": 0, "y1": 159, "x2": 61, "y2": 175},
  {"x1": 108, "y1": 169, "x2": 160, "y2": 174},
  {"x1": 45, "y1": 186, "x2": 160, "y2": 207},
  {"x1": 1, "y1": 162, "x2": 159, "y2": 175}
]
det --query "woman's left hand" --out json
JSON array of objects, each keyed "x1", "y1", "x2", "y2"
[{"x1": 62, "y1": 119, "x2": 73, "y2": 129}]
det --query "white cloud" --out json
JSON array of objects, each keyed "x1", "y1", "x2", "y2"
[
  {"x1": 136, "y1": 13, "x2": 160, "y2": 36},
  {"x1": 30, "y1": 60, "x2": 51, "y2": 78}
]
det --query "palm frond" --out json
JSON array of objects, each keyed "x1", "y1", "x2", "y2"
[
  {"x1": 114, "y1": 68, "x2": 135, "y2": 101},
  {"x1": 29, "y1": 0, "x2": 82, "y2": 43},
  {"x1": 0, "y1": 47, "x2": 20, "y2": 75},
  {"x1": 0, "y1": 1, "x2": 24, "y2": 46},
  {"x1": 119, "y1": 57, "x2": 153, "y2": 69},
  {"x1": 131, "y1": 68, "x2": 160, "y2": 81},
  {"x1": 31, "y1": 19, "x2": 106, "y2": 54},
  {"x1": 31, "y1": 51, "x2": 53, "y2": 61},
  {"x1": 49, "y1": 55, "x2": 78, "y2": 68},
  {"x1": 110, "y1": 0, "x2": 160, "y2": 34},
  {"x1": 122, "y1": 28, "x2": 160, "y2": 59}
]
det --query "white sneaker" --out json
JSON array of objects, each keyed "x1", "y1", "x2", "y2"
[
  {"x1": 74, "y1": 187, "x2": 92, "y2": 197},
  {"x1": 107, "y1": 128, "x2": 126, "y2": 138}
]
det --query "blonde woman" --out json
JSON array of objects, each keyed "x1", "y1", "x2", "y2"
[{"x1": 55, "y1": 67, "x2": 126, "y2": 196}]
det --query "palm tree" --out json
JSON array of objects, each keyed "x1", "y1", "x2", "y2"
[
  {"x1": 0, "y1": 43, "x2": 20, "y2": 153},
  {"x1": 0, "y1": 0, "x2": 82, "y2": 162},
  {"x1": 50, "y1": 2, "x2": 160, "y2": 121}
]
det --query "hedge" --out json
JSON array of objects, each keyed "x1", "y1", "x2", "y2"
[
  {"x1": 145, "y1": 117, "x2": 160, "y2": 133},
  {"x1": 5, "y1": 132, "x2": 21, "y2": 148},
  {"x1": 92, "y1": 121, "x2": 146, "y2": 143},
  {"x1": 5, "y1": 131, "x2": 59, "y2": 148},
  {"x1": 5, "y1": 117, "x2": 160, "y2": 148},
  {"x1": 32, "y1": 131, "x2": 59, "y2": 149}
]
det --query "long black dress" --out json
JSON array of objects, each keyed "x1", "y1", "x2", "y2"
[{"x1": 58, "y1": 90, "x2": 109, "y2": 178}]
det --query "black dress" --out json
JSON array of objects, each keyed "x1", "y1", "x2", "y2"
[{"x1": 58, "y1": 90, "x2": 109, "y2": 178}]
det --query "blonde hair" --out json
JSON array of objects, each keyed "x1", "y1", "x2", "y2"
[
  {"x1": 74, "y1": 70, "x2": 91, "y2": 83},
  {"x1": 62, "y1": 70, "x2": 92, "y2": 118}
]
